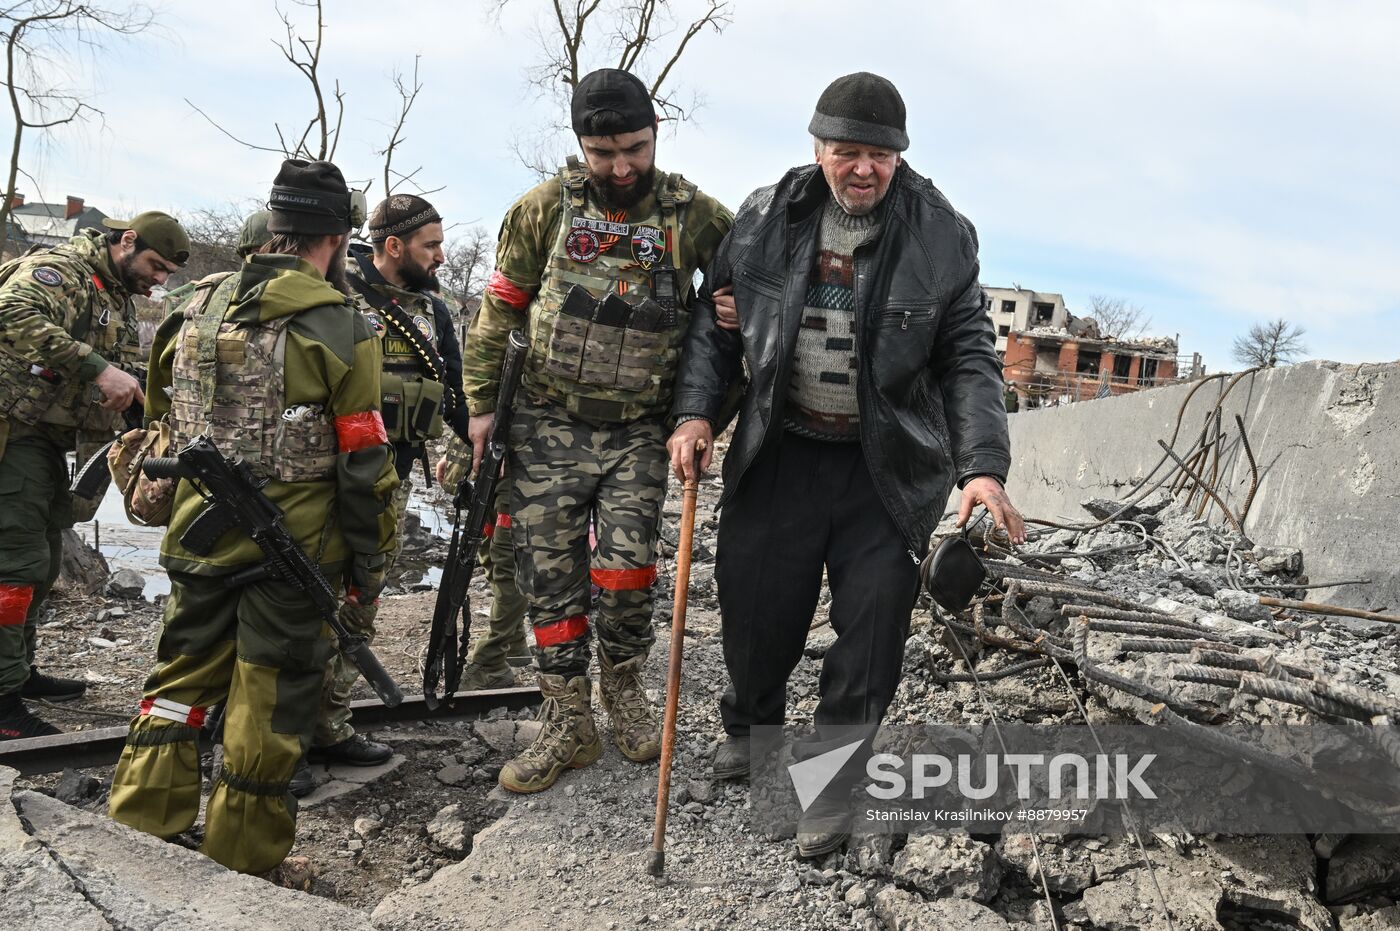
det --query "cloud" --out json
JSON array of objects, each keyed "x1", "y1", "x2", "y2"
[{"x1": 17, "y1": 0, "x2": 1398, "y2": 366}]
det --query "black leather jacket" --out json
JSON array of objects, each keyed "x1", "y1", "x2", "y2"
[{"x1": 672, "y1": 162, "x2": 1010, "y2": 554}]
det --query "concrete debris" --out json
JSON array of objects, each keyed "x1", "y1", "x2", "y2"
[
  {"x1": 1213, "y1": 588, "x2": 1273, "y2": 622},
  {"x1": 425, "y1": 804, "x2": 472, "y2": 856},
  {"x1": 1340, "y1": 905, "x2": 1400, "y2": 930},
  {"x1": 873, "y1": 885, "x2": 1010, "y2": 930},
  {"x1": 997, "y1": 834, "x2": 1095, "y2": 894},
  {"x1": 891, "y1": 833, "x2": 1002, "y2": 902},
  {"x1": 1, "y1": 766, "x2": 371, "y2": 930},
  {"x1": 104, "y1": 567, "x2": 146, "y2": 599},
  {"x1": 55, "y1": 528, "x2": 109, "y2": 596},
  {"x1": 1326, "y1": 836, "x2": 1400, "y2": 904}
]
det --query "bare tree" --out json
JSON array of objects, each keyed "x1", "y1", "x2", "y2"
[
  {"x1": 185, "y1": 0, "x2": 345, "y2": 162},
  {"x1": 438, "y1": 225, "x2": 495, "y2": 316},
  {"x1": 172, "y1": 200, "x2": 260, "y2": 286},
  {"x1": 1, "y1": 1, "x2": 155, "y2": 252},
  {"x1": 1088, "y1": 294, "x2": 1152, "y2": 342},
  {"x1": 1231, "y1": 318, "x2": 1308, "y2": 368},
  {"x1": 373, "y1": 55, "x2": 442, "y2": 197},
  {"x1": 496, "y1": 0, "x2": 734, "y2": 177}
]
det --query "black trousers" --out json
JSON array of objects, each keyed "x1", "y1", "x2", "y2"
[{"x1": 717, "y1": 431, "x2": 921, "y2": 736}]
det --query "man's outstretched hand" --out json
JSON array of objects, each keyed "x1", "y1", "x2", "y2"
[{"x1": 956, "y1": 476, "x2": 1027, "y2": 545}]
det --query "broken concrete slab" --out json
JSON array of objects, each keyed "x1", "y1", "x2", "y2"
[
  {"x1": 892, "y1": 833, "x2": 1002, "y2": 902},
  {"x1": 1341, "y1": 905, "x2": 1400, "y2": 930},
  {"x1": 1326, "y1": 835, "x2": 1400, "y2": 904},
  {"x1": 1, "y1": 765, "x2": 111, "y2": 930},
  {"x1": 5, "y1": 774, "x2": 371, "y2": 930},
  {"x1": 997, "y1": 833, "x2": 1094, "y2": 894},
  {"x1": 298, "y1": 752, "x2": 405, "y2": 807},
  {"x1": 873, "y1": 885, "x2": 1010, "y2": 930}
]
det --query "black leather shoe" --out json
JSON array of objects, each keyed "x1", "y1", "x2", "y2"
[
  {"x1": 795, "y1": 795, "x2": 852, "y2": 859},
  {"x1": 21, "y1": 666, "x2": 86, "y2": 702},
  {"x1": 711, "y1": 734, "x2": 751, "y2": 781},
  {"x1": 288, "y1": 760, "x2": 315, "y2": 798},
  {"x1": 309, "y1": 733, "x2": 393, "y2": 766}
]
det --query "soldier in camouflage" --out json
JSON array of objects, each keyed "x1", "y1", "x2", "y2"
[
  {"x1": 293, "y1": 195, "x2": 480, "y2": 790},
  {"x1": 0, "y1": 211, "x2": 189, "y2": 740},
  {"x1": 108, "y1": 160, "x2": 399, "y2": 875},
  {"x1": 462, "y1": 69, "x2": 733, "y2": 793}
]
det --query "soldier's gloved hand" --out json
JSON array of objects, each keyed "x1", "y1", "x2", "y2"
[{"x1": 346, "y1": 552, "x2": 388, "y2": 606}]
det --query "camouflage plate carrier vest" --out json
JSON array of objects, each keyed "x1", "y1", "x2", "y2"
[
  {"x1": 351, "y1": 267, "x2": 445, "y2": 445},
  {"x1": 526, "y1": 158, "x2": 696, "y2": 423},
  {"x1": 0, "y1": 243, "x2": 138, "y2": 432},
  {"x1": 167, "y1": 272, "x2": 337, "y2": 482}
]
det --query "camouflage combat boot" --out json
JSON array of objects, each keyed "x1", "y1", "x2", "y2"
[
  {"x1": 597, "y1": 649, "x2": 660, "y2": 762},
  {"x1": 498, "y1": 673, "x2": 602, "y2": 793}
]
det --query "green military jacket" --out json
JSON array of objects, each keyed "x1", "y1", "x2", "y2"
[
  {"x1": 462, "y1": 163, "x2": 733, "y2": 423},
  {"x1": 0, "y1": 229, "x2": 140, "y2": 451},
  {"x1": 147, "y1": 254, "x2": 400, "y2": 574}
]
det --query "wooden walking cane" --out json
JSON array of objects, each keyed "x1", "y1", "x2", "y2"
[{"x1": 646, "y1": 439, "x2": 706, "y2": 876}]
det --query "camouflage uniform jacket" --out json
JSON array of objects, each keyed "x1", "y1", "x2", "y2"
[
  {"x1": 462, "y1": 165, "x2": 732, "y2": 423},
  {"x1": 146, "y1": 254, "x2": 400, "y2": 574},
  {"x1": 346, "y1": 244, "x2": 470, "y2": 478},
  {"x1": 0, "y1": 228, "x2": 140, "y2": 449}
]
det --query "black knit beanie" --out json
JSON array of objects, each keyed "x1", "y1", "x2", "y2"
[
  {"x1": 368, "y1": 194, "x2": 442, "y2": 243},
  {"x1": 807, "y1": 72, "x2": 909, "y2": 152},
  {"x1": 267, "y1": 158, "x2": 353, "y2": 235}
]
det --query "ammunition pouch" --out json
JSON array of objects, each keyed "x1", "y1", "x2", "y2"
[
  {"x1": 108, "y1": 418, "x2": 175, "y2": 527},
  {"x1": 381, "y1": 372, "x2": 444, "y2": 444},
  {"x1": 544, "y1": 286, "x2": 672, "y2": 398}
]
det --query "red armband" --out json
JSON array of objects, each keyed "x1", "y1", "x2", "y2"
[
  {"x1": 334, "y1": 411, "x2": 388, "y2": 453},
  {"x1": 590, "y1": 565, "x2": 658, "y2": 591},
  {"x1": 0, "y1": 583, "x2": 34, "y2": 625},
  {"x1": 486, "y1": 270, "x2": 535, "y2": 310}
]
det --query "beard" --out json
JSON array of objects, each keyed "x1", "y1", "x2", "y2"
[
  {"x1": 588, "y1": 164, "x2": 656, "y2": 211},
  {"x1": 325, "y1": 240, "x2": 351, "y2": 295},
  {"x1": 399, "y1": 255, "x2": 440, "y2": 292},
  {"x1": 117, "y1": 251, "x2": 153, "y2": 296}
]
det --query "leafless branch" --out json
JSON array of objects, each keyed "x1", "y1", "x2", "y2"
[
  {"x1": 1088, "y1": 294, "x2": 1153, "y2": 342},
  {"x1": 2, "y1": 1, "x2": 156, "y2": 251},
  {"x1": 495, "y1": 0, "x2": 733, "y2": 174},
  {"x1": 376, "y1": 55, "x2": 426, "y2": 196}
]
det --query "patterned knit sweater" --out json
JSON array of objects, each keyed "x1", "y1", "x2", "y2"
[{"x1": 783, "y1": 197, "x2": 881, "y2": 441}]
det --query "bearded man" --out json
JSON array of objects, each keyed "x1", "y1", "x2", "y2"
[
  {"x1": 462, "y1": 68, "x2": 732, "y2": 793},
  {"x1": 0, "y1": 210, "x2": 188, "y2": 739}
]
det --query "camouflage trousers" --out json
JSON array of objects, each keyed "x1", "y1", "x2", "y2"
[
  {"x1": 313, "y1": 478, "x2": 412, "y2": 747},
  {"x1": 109, "y1": 565, "x2": 338, "y2": 875},
  {"x1": 508, "y1": 399, "x2": 665, "y2": 678},
  {"x1": 0, "y1": 424, "x2": 73, "y2": 695}
]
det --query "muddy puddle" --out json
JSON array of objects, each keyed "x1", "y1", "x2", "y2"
[{"x1": 73, "y1": 482, "x2": 455, "y2": 600}]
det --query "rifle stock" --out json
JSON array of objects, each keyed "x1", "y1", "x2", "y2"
[
  {"x1": 423, "y1": 329, "x2": 528, "y2": 707},
  {"x1": 143, "y1": 437, "x2": 404, "y2": 708}
]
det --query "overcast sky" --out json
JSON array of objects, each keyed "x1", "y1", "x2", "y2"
[{"x1": 13, "y1": 0, "x2": 1398, "y2": 371}]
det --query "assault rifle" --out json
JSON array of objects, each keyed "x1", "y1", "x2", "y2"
[
  {"x1": 71, "y1": 368, "x2": 149, "y2": 500},
  {"x1": 423, "y1": 329, "x2": 528, "y2": 709},
  {"x1": 142, "y1": 435, "x2": 403, "y2": 707}
]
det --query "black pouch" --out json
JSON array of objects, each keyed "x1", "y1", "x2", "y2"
[
  {"x1": 626, "y1": 298, "x2": 666, "y2": 333},
  {"x1": 920, "y1": 530, "x2": 986, "y2": 614},
  {"x1": 560, "y1": 284, "x2": 596, "y2": 320}
]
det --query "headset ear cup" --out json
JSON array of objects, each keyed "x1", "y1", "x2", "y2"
[{"x1": 349, "y1": 190, "x2": 367, "y2": 229}]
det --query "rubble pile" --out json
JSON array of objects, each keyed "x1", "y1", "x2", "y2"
[{"x1": 872, "y1": 487, "x2": 1400, "y2": 930}]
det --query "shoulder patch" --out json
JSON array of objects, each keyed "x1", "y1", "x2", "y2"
[{"x1": 31, "y1": 267, "x2": 63, "y2": 287}]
